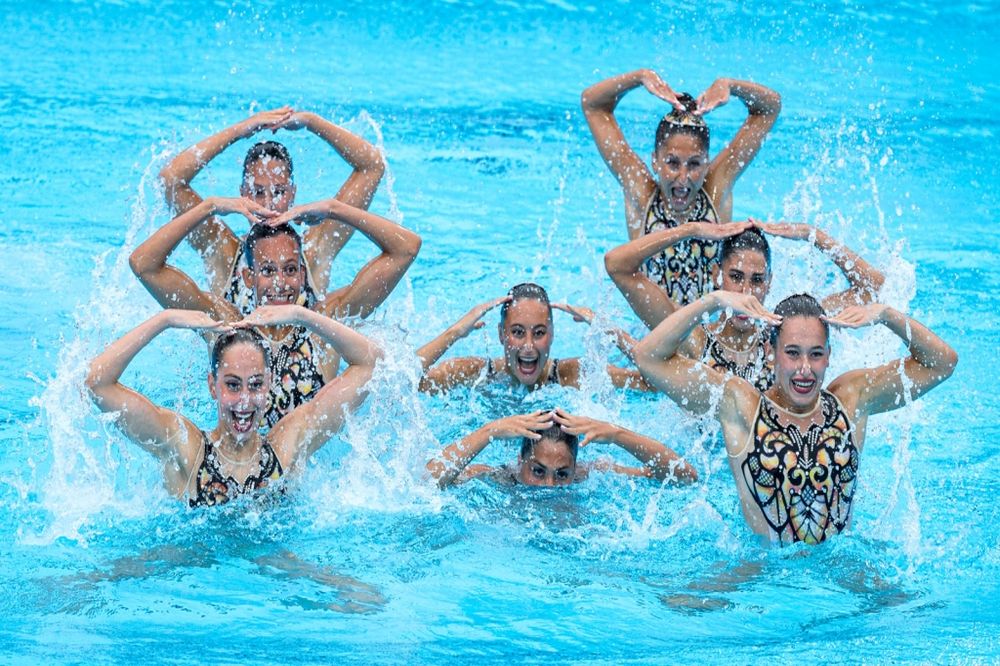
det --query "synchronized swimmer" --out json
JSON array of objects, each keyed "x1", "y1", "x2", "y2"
[{"x1": 87, "y1": 72, "x2": 957, "y2": 546}]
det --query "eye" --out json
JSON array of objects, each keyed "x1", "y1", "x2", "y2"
[
  {"x1": 284, "y1": 264, "x2": 300, "y2": 276},
  {"x1": 511, "y1": 326, "x2": 525, "y2": 338},
  {"x1": 786, "y1": 349, "x2": 800, "y2": 358},
  {"x1": 752, "y1": 275, "x2": 766, "y2": 284},
  {"x1": 259, "y1": 265, "x2": 276, "y2": 277},
  {"x1": 810, "y1": 350, "x2": 826, "y2": 359},
  {"x1": 249, "y1": 379, "x2": 265, "y2": 392},
  {"x1": 556, "y1": 469, "x2": 571, "y2": 480},
  {"x1": 533, "y1": 327, "x2": 547, "y2": 339},
  {"x1": 666, "y1": 157, "x2": 680, "y2": 167},
  {"x1": 532, "y1": 466, "x2": 545, "y2": 478},
  {"x1": 225, "y1": 380, "x2": 240, "y2": 391},
  {"x1": 729, "y1": 271, "x2": 744, "y2": 282}
]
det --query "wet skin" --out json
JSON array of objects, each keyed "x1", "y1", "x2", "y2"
[{"x1": 652, "y1": 133, "x2": 709, "y2": 215}]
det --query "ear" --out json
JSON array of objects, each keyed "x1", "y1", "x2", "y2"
[
  {"x1": 207, "y1": 372, "x2": 218, "y2": 400},
  {"x1": 287, "y1": 183, "x2": 297, "y2": 202},
  {"x1": 711, "y1": 262, "x2": 721, "y2": 288},
  {"x1": 240, "y1": 181, "x2": 251, "y2": 198},
  {"x1": 242, "y1": 266, "x2": 254, "y2": 289},
  {"x1": 497, "y1": 322, "x2": 505, "y2": 343}
]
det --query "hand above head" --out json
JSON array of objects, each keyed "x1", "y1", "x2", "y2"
[
  {"x1": 166, "y1": 309, "x2": 231, "y2": 332},
  {"x1": 689, "y1": 220, "x2": 752, "y2": 241},
  {"x1": 750, "y1": 218, "x2": 814, "y2": 241},
  {"x1": 272, "y1": 110, "x2": 314, "y2": 132},
  {"x1": 450, "y1": 295, "x2": 513, "y2": 337},
  {"x1": 822, "y1": 303, "x2": 889, "y2": 329},
  {"x1": 487, "y1": 410, "x2": 556, "y2": 441},
  {"x1": 711, "y1": 291, "x2": 783, "y2": 325},
  {"x1": 695, "y1": 78, "x2": 732, "y2": 116},
  {"x1": 552, "y1": 302, "x2": 594, "y2": 324},
  {"x1": 551, "y1": 409, "x2": 617, "y2": 447},
  {"x1": 243, "y1": 106, "x2": 295, "y2": 134},
  {"x1": 236, "y1": 304, "x2": 308, "y2": 329},
  {"x1": 638, "y1": 69, "x2": 683, "y2": 111},
  {"x1": 207, "y1": 196, "x2": 279, "y2": 226}
]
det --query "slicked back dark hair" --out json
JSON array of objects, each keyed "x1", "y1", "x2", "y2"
[
  {"x1": 769, "y1": 293, "x2": 829, "y2": 348},
  {"x1": 654, "y1": 93, "x2": 710, "y2": 153},
  {"x1": 243, "y1": 223, "x2": 303, "y2": 269},
  {"x1": 721, "y1": 228, "x2": 771, "y2": 269},
  {"x1": 210, "y1": 328, "x2": 271, "y2": 378},
  {"x1": 500, "y1": 282, "x2": 552, "y2": 325},
  {"x1": 242, "y1": 141, "x2": 294, "y2": 182},
  {"x1": 520, "y1": 423, "x2": 579, "y2": 462}
]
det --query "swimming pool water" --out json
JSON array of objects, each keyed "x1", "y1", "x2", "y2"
[{"x1": 1, "y1": 0, "x2": 998, "y2": 662}]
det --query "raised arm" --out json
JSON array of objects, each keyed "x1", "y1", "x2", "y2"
[
  {"x1": 426, "y1": 411, "x2": 554, "y2": 489},
  {"x1": 634, "y1": 292, "x2": 778, "y2": 416},
  {"x1": 160, "y1": 107, "x2": 295, "y2": 287},
  {"x1": 700, "y1": 79, "x2": 781, "y2": 217},
  {"x1": 274, "y1": 199, "x2": 421, "y2": 319},
  {"x1": 275, "y1": 111, "x2": 386, "y2": 294},
  {"x1": 582, "y1": 69, "x2": 681, "y2": 237},
  {"x1": 753, "y1": 220, "x2": 885, "y2": 312},
  {"x1": 85, "y1": 310, "x2": 223, "y2": 467},
  {"x1": 605, "y1": 221, "x2": 752, "y2": 328},
  {"x1": 826, "y1": 304, "x2": 958, "y2": 417},
  {"x1": 249, "y1": 305, "x2": 383, "y2": 469},
  {"x1": 129, "y1": 197, "x2": 268, "y2": 319},
  {"x1": 552, "y1": 410, "x2": 697, "y2": 483}
]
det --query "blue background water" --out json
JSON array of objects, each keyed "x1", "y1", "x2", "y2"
[{"x1": 1, "y1": 0, "x2": 997, "y2": 662}]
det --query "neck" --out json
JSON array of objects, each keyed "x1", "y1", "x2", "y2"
[
  {"x1": 210, "y1": 427, "x2": 262, "y2": 465},
  {"x1": 765, "y1": 387, "x2": 821, "y2": 417}
]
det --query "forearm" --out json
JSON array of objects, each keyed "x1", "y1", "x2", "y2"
[
  {"x1": 130, "y1": 199, "x2": 217, "y2": 276},
  {"x1": 880, "y1": 308, "x2": 957, "y2": 373},
  {"x1": 814, "y1": 228, "x2": 885, "y2": 296},
  {"x1": 427, "y1": 426, "x2": 494, "y2": 488},
  {"x1": 605, "y1": 227, "x2": 699, "y2": 276},
  {"x1": 609, "y1": 426, "x2": 696, "y2": 482},
  {"x1": 320, "y1": 199, "x2": 420, "y2": 258},
  {"x1": 297, "y1": 307, "x2": 382, "y2": 368},
  {"x1": 87, "y1": 311, "x2": 173, "y2": 397},
  {"x1": 727, "y1": 79, "x2": 782, "y2": 116},
  {"x1": 302, "y1": 113, "x2": 384, "y2": 174},
  {"x1": 160, "y1": 120, "x2": 253, "y2": 190},
  {"x1": 635, "y1": 294, "x2": 718, "y2": 365},
  {"x1": 581, "y1": 70, "x2": 646, "y2": 111},
  {"x1": 417, "y1": 325, "x2": 465, "y2": 371}
]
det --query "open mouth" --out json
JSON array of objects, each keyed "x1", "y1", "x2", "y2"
[
  {"x1": 670, "y1": 186, "x2": 691, "y2": 205},
  {"x1": 516, "y1": 355, "x2": 540, "y2": 379},
  {"x1": 790, "y1": 377, "x2": 816, "y2": 395},
  {"x1": 262, "y1": 292, "x2": 295, "y2": 305},
  {"x1": 231, "y1": 409, "x2": 257, "y2": 433}
]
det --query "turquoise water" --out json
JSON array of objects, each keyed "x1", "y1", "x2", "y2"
[{"x1": 2, "y1": 0, "x2": 998, "y2": 662}]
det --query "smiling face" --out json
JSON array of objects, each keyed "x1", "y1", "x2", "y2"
[
  {"x1": 208, "y1": 342, "x2": 270, "y2": 441},
  {"x1": 652, "y1": 133, "x2": 710, "y2": 214},
  {"x1": 242, "y1": 234, "x2": 305, "y2": 307},
  {"x1": 499, "y1": 298, "x2": 554, "y2": 387},
  {"x1": 719, "y1": 249, "x2": 771, "y2": 332},
  {"x1": 517, "y1": 438, "x2": 577, "y2": 487},
  {"x1": 240, "y1": 156, "x2": 296, "y2": 213},
  {"x1": 771, "y1": 316, "x2": 830, "y2": 411}
]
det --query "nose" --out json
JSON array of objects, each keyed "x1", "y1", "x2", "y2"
[{"x1": 543, "y1": 476, "x2": 554, "y2": 487}]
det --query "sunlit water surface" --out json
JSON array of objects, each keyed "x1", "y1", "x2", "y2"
[{"x1": 1, "y1": 0, "x2": 997, "y2": 662}]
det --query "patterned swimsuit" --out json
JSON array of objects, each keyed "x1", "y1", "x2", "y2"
[
  {"x1": 189, "y1": 432, "x2": 284, "y2": 507},
  {"x1": 701, "y1": 325, "x2": 774, "y2": 392},
  {"x1": 262, "y1": 327, "x2": 328, "y2": 428},
  {"x1": 640, "y1": 187, "x2": 720, "y2": 306},
  {"x1": 738, "y1": 391, "x2": 859, "y2": 545}
]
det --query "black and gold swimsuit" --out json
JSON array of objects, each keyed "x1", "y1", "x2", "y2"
[
  {"x1": 189, "y1": 432, "x2": 284, "y2": 508},
  {"x1": 262, "y1": 327, "x2": 327, "y2": 428},
  {"x1": 738, "y1": 391, "x2": 859, "y2": 545},
  {"x1": 701, "y1": 325, "x2": 774, "y2": 392},
  {"x1": 640, "y1": 187, "x2": 720, "y2": 306}
]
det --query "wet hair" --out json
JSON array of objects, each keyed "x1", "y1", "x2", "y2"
[
  {"x1": 520, "y1": 423, "x2": 579, "y2": 462},
  {"x1": 769, "y1": 294, "x2": 829, "y2": 348},
  {"x1": 243, "y1": 223, "x2": 303, "y2": 269},
  {"x1": 721, "y1": 228, "x2": 771, "y2": 269},
  {"x1": 210, "y1": 328, "x2": 272, "y2": 378},
  {"x1": 242, "y1": 141, "x2": 294, "y2": 182},
  {"x1": 499, "y1": 282, "x2": 552, "y2": 325},
  {"x1": 654, "y1": 93, "x2": 710, "y2": 153}
]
